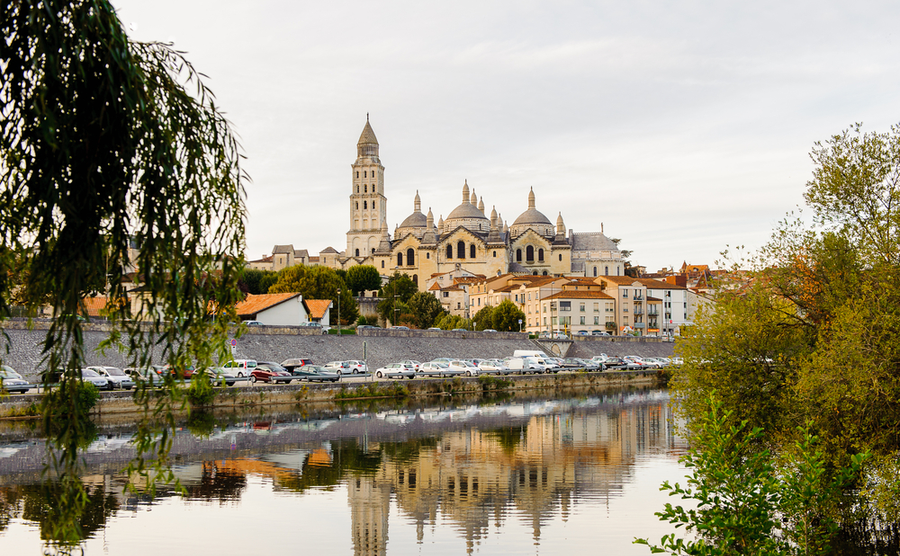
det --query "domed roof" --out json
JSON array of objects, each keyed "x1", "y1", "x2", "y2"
[
  {"x1": 447, "y1": 180, "x2": 488, "y2": 222},
  {"x1": 399, "y1": 191, "x2": 426, "y2": 228},
  {"x1": 512, "y1": 187, "x2": 551, "y2": 227},
  {"x1": 400, "y1": 212, "x2": 427, "y2": 228}
]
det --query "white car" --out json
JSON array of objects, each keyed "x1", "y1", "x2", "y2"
[
  {"x1": 374, "y1": 363, "x2": 416, "y2": 379},
  {"x1": 86, "y1": 366, "x2": 134, "y2": 390},
  {"x1": 323, "y1": 361, "x2": 352, "y2": 375},
  {"x1": 447, "y1": 360, "x2": 481, "y2": 376},
  {"x1": 418, "y1": 361, "x2": 464, "y2": 377},
  {"x1": 0, "y1": 365, "x2": 31, "y2": 393},
  {"x1": 80, "y1": 368, "x2": 111, "y2": 390},
  {"x1": 223, "y1": 359, "x2": 257, "y2": 377},
  {"x1": 344, "y1": 360, "x2": 369, "y2": 374},
  {"x1": 477, "y1": 359, "x2": 511, "y2": 374}
]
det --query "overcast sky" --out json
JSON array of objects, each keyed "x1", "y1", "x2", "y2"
[{"x1": 114, "y1": 0, "x2": 900, "y2": 272}]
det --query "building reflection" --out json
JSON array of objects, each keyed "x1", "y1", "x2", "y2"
[{"x1": 347, "y1": 400, "x2": 679, "y2": 556}]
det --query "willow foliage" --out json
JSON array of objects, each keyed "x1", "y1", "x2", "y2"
[{"x1": 1, "y1": 0, "x2": 246, "y2": 545}]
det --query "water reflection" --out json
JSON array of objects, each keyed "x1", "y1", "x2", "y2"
[{"x1": 0, "y1": 386, "x2": 685, "y2": 555}]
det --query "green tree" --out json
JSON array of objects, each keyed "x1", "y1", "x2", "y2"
[
  {"x1": 0, "y1": 0, "x2": 246, "y2": 544},
  {"x1": 434, "y1": 313, "x2": 472, "y2": 330},
  {"x1": 406, "y1": 292, "x2": 447, "y2": 329},
  {"x1": 269, "y1": 265, "x2": 358, "y2": 325},
  {"x1": 240, "y1": 268, "x2": 277, "y2": 295},
  {"x1": 636, "y1": 393, "x2": 866, "y2": 556},
  {"x1": 472, "y1": 305, "x2": 494, "y2": 331},
  {"x1": 377, "y1": 272, "x2": 417, "y2": 325},
  {"x1": 346, "y1": 265, "x2": 382, "y2": 295},
  {"x1": 491, "y1": 299, "x2": 525, "y2": 331}
]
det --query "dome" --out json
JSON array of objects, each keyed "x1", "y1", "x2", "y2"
[
  {"x1": 399, "y1": 211, "x2": 427, "y2": 228},
  {"x1": 510, "y1": 187, "x2": 553, "y2": 237},
  {"x1": 445, "y1": 181, "x2": 489, "y2": 232}
]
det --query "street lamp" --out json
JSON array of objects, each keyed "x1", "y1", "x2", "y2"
[
  {"x1": 337, "y1": 289, "x2": 341, "y2": 334},
  {"x1": 394, "y1": 293, "x2": 399, "y2": 327}
]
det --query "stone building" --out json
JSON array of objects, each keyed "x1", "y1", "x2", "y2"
[{"x1": 251, "y1": 117, "x2": 627, "y2": 291}]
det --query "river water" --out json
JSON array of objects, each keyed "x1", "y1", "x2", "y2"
[{"x1": 0, "y1": 386, "x2": 688, "y2": 555}]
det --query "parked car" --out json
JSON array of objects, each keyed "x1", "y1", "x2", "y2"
[
  {"x1": 290, "y1": 365, "x2": 340, "y2": 382},
  {"x1": 447, "y1": 360, "x2": 481, "y2": 376},
  {"x1": 125, "y1": 366, "x2": 167, "y2": 386},
  {"x1": 323, "y1": 361, "x2": 352, "y2": 375},
  {"x1": 0, "y1": 365, "x2": 31, "y2": 394},
  {"x1": 398, "y1": 360, "x2": 421, "y2": 371},
  {"x1": 223, "y1": 359, "x2": 257, "y2": 377},
  {"x1": 300, "y1": 322, "x2": 330, "y2": 334},
  {"x1": 250, "y1": 365, "x2": 293, "y2": 384},
  {"x1": 203, "y1": 366, "x2": 239, "y2": 386},
  {"x1": 86, "y1": 366, "x2": 135, "y2": 390},
  {"x1": 506, "y1": 356, "x2": 546, "y2": 374},
  {"x1": 591, "y1": 330, "x2": 611, "y2": 336},
  {"x1": 391, "y1": 325, "x2": 410, "y2": 331},
  {"x1": 242, "y1": 320, "x2": 263, "y2": 326},
  {"x1": 374, "y1": 363, "x2": 416, "y2": 379},
  {"x1": 281, "y1": 357, "x2": 314, "y2": 371},
  {"x1": 80, "y1": 368, "x2": 111, "y2": 390},
  {"x1": 418, "y1": 361, "x2": 464, "y2": 377},
  {"x1": 344, "y1": 360, "x2": 369, "y2": 374},
  {"x1": 476, "y1": 359, "x2": 511, "y2": 374}
]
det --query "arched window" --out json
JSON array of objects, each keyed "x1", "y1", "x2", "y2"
[
  {"x1": 516, "y1": 249, "x2": 522, "y2": 262},
  {"x1": 397, "y1": 252, "x2": 403, "y2": 266},
  {"x1": 493, "y1": 250, "x2": 497, "y2": 257},
  {"x1": 457, "y1": 241, "x2": 465, "y2": 259},
  {"x1": 617, "y1": 267, "x2": 620, "y2": 276},
  {"x1": 355, "y1": 202, "x2": 358, "y2": 209},
  {"x1": 355, "y1": 248, "x2": 360, "y2": 257},
  {"x1": 356, "y1": 185, "x2": 359, "y2": 193},
  {"x1": 381, "y1": 260, "x2": 385, "y2": 268},
  {"x1": 371, "y1": 248, "x2": 375, "y2": 255},
  {"x1": 605, "y1": 266, "x2": 609, "y2": 275},
  {"x1": 364, "y1": 171, "x2": 367, "y2": 178},
  {"x1": 470, "y1": 244, "x2": 476, "y2": 258},
  {"x1": 356, "y1": 171, "x2": 359, "y2": 178},
  {"x1": 412, "y1": 274, "x2": 418, "y2": 286},
  {"x1": 538, "y1": 248, "x2": 544, "y2": 262},
  {"x1": 593, "y1": 266, "x2": 598, "y2": 277},
  {"x1": 364, "y1": 201, "x2": 367, "y2": 209},
  {"x1": 364, "y1": 184, "x2": 367, "y2": 193},
  {"x1": 543, "y1": 271, "x2": 548, "y2": 276},
  {"x1": 526, "y1": 245, "x2": 534, "y2": 261},
  {"x1": 406, "y1": 248, "x2": 415, "y2": 266},
  {"x1": 446, "y1": 244, "x2": 453, "y2": 258}
]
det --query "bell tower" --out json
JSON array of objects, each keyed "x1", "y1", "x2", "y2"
[{"x1": 347, "y1": 115, "x2": 388, "y2": 258}]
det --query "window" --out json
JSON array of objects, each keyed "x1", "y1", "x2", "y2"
[
  {"x1": 364, "y1": 201, "x2": 367, "y2": 209},
  {"x1": 594, "y1": 316, "x2": 600, "y2": 325},
  {"x1": 412, "y1": 274, "x2": 418, "y2": 285},
  {"x1": 446, "y1": 244, "x2": 453, "y2": 258},
  {"x1": 593, "y1": 266, "x2": 597, "y2": 277},
  {"x1": 560, "y1": 301, "x2": 571, "y2": 311},
  {"x1": 516, "y1": 249, "x2": 522, "y2": 262},
  {"x1": 593, "y1": 303, "x2": 599, "y2": 312},
  {"x1": 457, "y1": 241, "x2": 465, "y2": 259},
  {"x1": 493, "y1": 250, "x2": 496, "y2": 257},
  {"x1": 381, "y1": 261, "x2": 385, "y2": 268},
  {"x1": 355, "y1": 248, "x2": 360, "y2": 256},
  {"x1": 622, "y1": 289, "x2": 628, "y2": 298},
  {"x1": 364, "y1": 184, "x2": 367, "y2": 193},
  {"x1": 543, "y1": 270, "x2": 548, "y2": 276},
  {"x1": 356, "y1": 171, "x2": 359, "y2": 178},
  {"x1": 605, "y1": 266, "x2": 609, "y2": 275},
  {"x1": 355, "y1": 202, "x2": 358, "y2": 209},
  {"x1": 580, "y1": 316, "x2": 585, "y2": 325},
  {"x1": 426, "y1": 252, "x2": 430, "y2": 259},
  {"x1": 372, "y1": 248, "x2": 375, "y2": 255},
  {"x1": 364, "y1": 171, "x2": 367, "y2": 178},
  {"x1": 406, "y1": 248, "x2": 415, "y2": 266},
  {"x1": 580, "y1": 303, "x2": 585, "y2": 312},
  {"x1": 538, "y1": 248, "x2": 544, "y2": 262},
  {"x1": 526, "y1": 245, "x2": 534, "y2": 261},
  {"x1": 470, "y1": 244, "x2": 475, "y2": 258},
  {"x1": 356, "y1": 185, "x2": 359, "y2": 193},
  {"x1": 443, "y1": 291, "x2": 449, "y2": 298}
]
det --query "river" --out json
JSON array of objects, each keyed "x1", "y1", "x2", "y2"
[{"x1": 0, "y1": 385, "x2": 687, "y2": 555}]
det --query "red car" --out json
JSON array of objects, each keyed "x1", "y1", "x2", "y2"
[{"x1": 250, "y1": 364, "x2": 293, "y2": 384}]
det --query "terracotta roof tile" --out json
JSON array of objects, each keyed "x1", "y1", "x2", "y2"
[
  {"x1": 236, "y1": 293, "x2": 301, "y2": 318},
  {"x1": 304, "y1": 299, "x2": 332, "y2": 320},
  {"x1": 543, "y1": 291, "x2": 614, "y2": 300}
]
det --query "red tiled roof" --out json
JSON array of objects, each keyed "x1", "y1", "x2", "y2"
[
  {"x1": 236, "y1": 293, "x2": 301, "y2": 318},
  {"x1": 304, "y1": 299, "x2": 332, "y2": 320},
  {"x1": 83, "y1": 296, "x2": 109, "y2": 317}
]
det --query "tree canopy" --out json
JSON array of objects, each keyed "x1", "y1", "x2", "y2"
[
  {"x1": 406, "y1": 291, "x2": 447, "y2": 329},
  {"x1": 345, "y1": 265, "x2": 382, "y2": 295},
  {"x1": 377, "y1": 272, "x2": 417, "y2": 325},
  {"x1": 673, "y1": 123, "x2": 900, "y2": 543},
  {"x1": 268, "y1": 265, "x2": 358, "y2": 325}
]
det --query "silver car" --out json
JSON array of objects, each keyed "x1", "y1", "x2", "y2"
[
  {"x1": 0, "y1": 365, "x2": 31, "y2": 394},
  {"x1": 86, "y1": 366, "x2": 134, "y2": 390},
  {"x1": 80, "y1": 369, "x2": 111, "y2": 390}
]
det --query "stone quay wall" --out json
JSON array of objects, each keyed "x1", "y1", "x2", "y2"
[{"x1": 0, "y1": 319, "x2": 675, "y2": 382}]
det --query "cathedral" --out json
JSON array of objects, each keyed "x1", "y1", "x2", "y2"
[{"x1": 253, "y1": 118, "x2": 626, "y2": 290}]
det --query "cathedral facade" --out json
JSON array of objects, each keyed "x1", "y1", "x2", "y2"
[{"x1": 254, "y1": 118, "x2": 626, "y2": 290}]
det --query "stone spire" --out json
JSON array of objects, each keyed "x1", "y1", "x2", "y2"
[
  {"x1": 490, "y1": 206, "x2": 498, "y2": 227},
  {"x1": 438, "y1": 214, "x2": 444, "y2": 232},
  {"x1": 478, "y1": 196, "x2": 485, "y2": 213},
  {"x1": 422, "y1": 207, "x2": 437, "y2": 244},
  {"x1": 462, "y1": 180, "x2": 470, "y2": 204},
  {"x1": 426, "y1": 207, "x2": 434, "y2": 228},
  {"x1": 414, "y1": 190, "x2": 421, "y2": 213},
  {"x1": 557, "y1": 212, "x2": 565, "y2": 235},
  {"x1": 528, "y1": 187, "x2": 536, "y2": 210},
  {"x1": 488, "y1": 206, "x2": 501, "y2": 242},
  {"x1": 470, "y1": 188, "x2": 477, "y2": 205}
]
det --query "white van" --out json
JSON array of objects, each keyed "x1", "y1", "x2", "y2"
[
  {"x1": 512, "y1": 350, "x2": 559, "y2": 372},
  {"x1": 506, "y1": 356, "x2": 546, "y2": 374}
]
